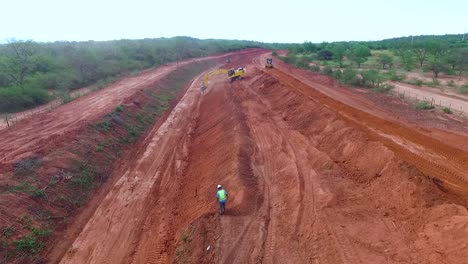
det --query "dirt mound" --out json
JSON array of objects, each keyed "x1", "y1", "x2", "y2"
[{"x1": 241, "y1": 70, "x2": 468, "y2": 263}]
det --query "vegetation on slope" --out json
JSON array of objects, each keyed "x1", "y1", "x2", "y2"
[
  {"x1": 0, "y1": 60, "x2": 215, "y2": 263},
  {"x1": 0, "y1": 37, "x2": 260, "y2": 113},
  {"x1": 276, "y1": 34, "x2": 468, "y2": 93}
]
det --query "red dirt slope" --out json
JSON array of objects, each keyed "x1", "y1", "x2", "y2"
[{"x1": 58, "y1": 52, "x2": 468, "y2": 264}]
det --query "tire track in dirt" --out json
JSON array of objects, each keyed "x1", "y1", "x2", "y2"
[
  {"x1": 215, "y1": 82, "x2": 268, "y2": 264},
  {"x1": 265, "y1": 68, "x2": 468, "y2": 196},
  {"x1": 59, "y1": 71, "x2": 207, "y2": 264},
  {"x1": 239, "y1": 67, "x2": 444, "y2": 263}
]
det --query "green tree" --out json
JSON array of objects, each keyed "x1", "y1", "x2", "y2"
[
  {"x1": 378, "y1": 53, "x2": 393, "y2": 69},
  {"x1": 425, "y1": 59, "x2": 447, "y2": 79},
  {"x1": 302, "y1": 42, "x2": 317, "y2": 53},
  {"x1": 317, "y1": 50, "x2": 334, "y2": 60},
  {"x1": 330, "y1": 43, "x2": 347, "y2": 68},
  {"x1": 362, "y1": 70, "x2": 384, "y2": 87},
  {"x1": 400, "y1": 50, "x2": 416, "y2": 71},
  {"x1": 348, "y1": 44, "x2": 371, "y2": 68},
  {"x1": 3, "y1": 40, "x2": 37, "y2": 89},
  {"x1": 455, "y1": 49, "x2": 468, "y2": 78},
  {"x1": 412, "y1": 42, "x2": 429, "y2": 68}
]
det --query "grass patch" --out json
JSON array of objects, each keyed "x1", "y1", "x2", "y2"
[
  {"x1": 9, "y1": 181, "x2": 46, "y2": 199},
  {"x1": 91, "y1": 119, "x2": 112, "y2": 132},
  {"x1": 1, "y1": 226, "x2": 16, "y2": 238},
  {"x1": 442, "y1": 107, "x2": 452, "y2": 114},
  {"x1": 114, "y1": 105, "x2": 124, "y2": 113},
  {"x1": 415, "y1": 101, "x2": 435, "y2": 110},
  {"x1": 14, "y1": 235, "x2": 44, "y2": 254},
  {"x1": 460, "y1": 84, "x2": 468, "y2": 94},
  {"x1": 156, "y1": 94, "x2": 174, "y2": 101},
  {"x1": 70, "y1": 164, "x2": 95, "y2": 192},
  {"x1": 372, "y1": 83, "x2": 394, "y2": 93}
]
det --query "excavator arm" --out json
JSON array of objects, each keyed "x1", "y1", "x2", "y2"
[
  {"x1": 203, "y1": 69, "x2": 229, "y2": 88},
  {"x1": 201, "y1": 67, "x2": 247, "y2": 90}
]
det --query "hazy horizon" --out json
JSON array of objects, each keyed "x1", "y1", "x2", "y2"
[{"x1": 1, "y1": 0, "x2": 467, "y2": 44}]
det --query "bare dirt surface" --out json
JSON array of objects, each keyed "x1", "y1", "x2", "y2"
[{"x1": 51, "y1": 51, "x2": 468, "y2": 264}]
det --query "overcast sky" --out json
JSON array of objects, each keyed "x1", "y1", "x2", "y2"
[{"x1": 1, "y1": 0, "x2": 467, "y2": 43}]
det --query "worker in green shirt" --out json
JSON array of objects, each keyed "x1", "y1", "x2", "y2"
[{"x1": 216, "y1": 184, "x2": 228, "y2": 215}]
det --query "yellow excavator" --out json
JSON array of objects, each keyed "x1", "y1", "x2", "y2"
[
  {"x1": 265, "y1": 58, "x2": 273, "y2": 68},
  {"x1": 201, "y1": 67, "x2": 246, "y2": 91}
]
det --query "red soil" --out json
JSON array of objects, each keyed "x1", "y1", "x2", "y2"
[{"x1": 3, "y1": 49, "x2": 468, "y2": 264}]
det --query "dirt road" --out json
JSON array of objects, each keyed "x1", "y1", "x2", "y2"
[
  {"x1": 391, "y1": 81, "x2": 468, "y2": 113},
  {"x1": 54, "y1": 52, "x2": 468, "y2": 264}
]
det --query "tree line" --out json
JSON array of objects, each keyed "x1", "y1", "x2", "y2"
[
  {"x1": 0, "y1": 37, "x2": 261, "y2": 113},
  {"x1": 277, "y1": 34, "x2": 468, "y2": 92}
]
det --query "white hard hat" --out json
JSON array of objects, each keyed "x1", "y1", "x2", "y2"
[{"x1": 217, "y1": 184, "x2": 222, "y2": 189}]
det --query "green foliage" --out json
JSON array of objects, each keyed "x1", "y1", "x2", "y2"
[
  {"x1": 460, "y1": 84, "x2": 468, "y2": 94},
  {"x1": 0, "y1": 37, "x2": 259, "y2": 113},
  {"x1": 382, "y1": 70, "x2": 403, "y2": 81},
  {"x1": 309, "y1": 65, "x2": 320, "y2": 72},
  {"x1": 372, "y1": 83, "x2": 394, "y2": 93},
  {"x1": 14, "y1": 235, "x2": 44, "y2": 254},
  {"x1": 361, "y1": 70, "x2": 384, "y2": 88},
  {"x1": 31, "y1": 228, "x2": 51, "y2": 238},
  {"x1": 415, "y1": 101, "x2": 435, "y2": 110},
  {"x1": 442, "y1": 107, "x2": 452, "y2": 114},
  {"x1": 92, "y1": 119, "x2": 112, "y2": 132},
  {"x1": 329, "y1": 43, "x2": 347, "y2": 68},
  {"x1": 406, "y1": 79, "x2": 424, "y2": 86},
  {"x1": 339, "y1": 68, "x2": 362, "y2": 86},
  {"x1": 114, "y1": 105, "x2": 123, "y2": 113},
  {"x1": 321, "y1": 66, "x2": 334, "y2": 76},
  {"x1": 70, "y1": 164, "x2": 95, "y2": 191},
  {"x1": 9, "y1": 181, "x2": 46, "y2": 199},
  {"x1": 317, "y1": 50, "x2": 334, "y2": 60},
  {"x1": 378, "y1": 53, "x2": 393, "y2": 69},
  {"x1": 1, "y1": 226, "x2": 16, "y2": 238},
  {"x1": 348, "y1": 44, "x2": 371, "y2": 68},
  {"x1": 425, "y1": 59, "x2": 447, "y2": 78},
  {"x1": 0, "y1": 86, "x2": 50, "y2": 113}
]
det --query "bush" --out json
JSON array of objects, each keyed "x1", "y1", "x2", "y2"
[
  {"x1": 447, "y1": 80, "x2": 456, "y2": 87},
  {"x1": 415, "y1": 101, "x2": 435, "y2": 110},
  {"x1": 442, "y1": 107, "x2": 452, "y2": 114},
  {"x1": 383, "y1": 70, "x2": 403, "y2": 81},
  {"x1": 372, "y1": 83, "x2": 394, "y2": 93},
  {"x1": 317, "y1": 50, "x2": 334, "y2": 60},
  {"x1": 427, "y1": 78, "x2": 440, "y2": 87},
  {"x1": 309, "y1": 65, "x2": 320, "y2": 72},
  {"x1": 407, "y1": 79, "x2": 424, "y2": 86},
  {"x1": 321, "y1": 66, "x2": 333, "y2": 76},
  {"x1": 15, "y1": 235, "x2": 44, "y2": 254},
  {"x1": 460, "y1": 84, "x2": 468, "y2": 94},
  {"x1": 0, "y1": 86, "x2": 50, "y2": 113},
  {"x1": 339, "y1": 68, "x2": 362, "y2": 86},
  {"x1": 362, "y1": 70, "x2": 384, "y2": 88}
]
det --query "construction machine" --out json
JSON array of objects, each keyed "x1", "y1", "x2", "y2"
[
  {"x1": 265, "y1": 58, "x2": 273, "y2": 68},
  {"x1": 201, "y1": 67, "x2": 246, "y2": 91}
]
